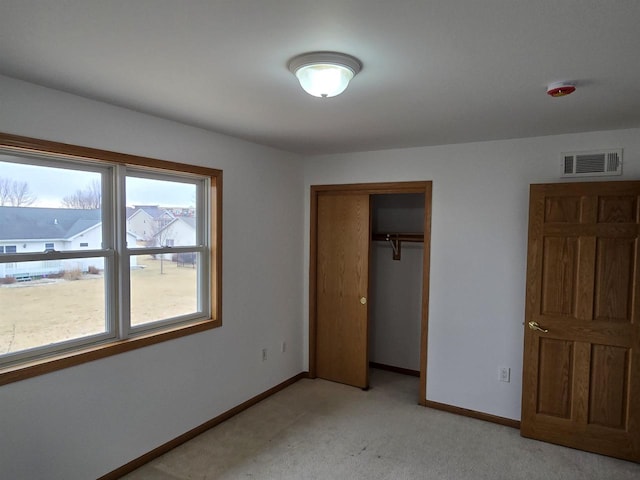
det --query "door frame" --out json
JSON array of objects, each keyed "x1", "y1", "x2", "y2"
[{"x1": 309, "y1": 181, "x2": 432, "y2": 404}]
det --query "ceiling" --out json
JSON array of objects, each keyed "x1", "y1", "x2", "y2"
[{"x1": 1, "y1": 1, "x2": 639, "y2": 155}]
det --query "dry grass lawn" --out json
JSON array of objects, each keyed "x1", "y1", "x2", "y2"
[{"x1": 0, "y1": 257, "x2": 197, "y2": 355}]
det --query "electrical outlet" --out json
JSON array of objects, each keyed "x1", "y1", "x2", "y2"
[
  {"x1": 499, "y1": 367, "x2": 511, "y2": 383},
  {"x1": 262, "y1": 348, "x2": 267, "y2": 361},
  {"x1": 281, "y1": 341, "x2": 286, "y2": 353}
]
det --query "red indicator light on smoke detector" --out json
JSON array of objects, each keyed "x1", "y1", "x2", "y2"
[{"x1": 547, "y1": 81, "x2": 576, "y2": 97}]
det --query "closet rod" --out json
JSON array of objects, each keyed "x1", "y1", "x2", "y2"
[
  {"x1": 371, "y1": 233, "x2": 424, "y2": 243},
  {"x1": 371, "y1": 233, "x2": 424, "y2": 261}
]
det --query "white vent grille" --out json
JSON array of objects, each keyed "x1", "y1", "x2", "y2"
[{"x1": 561, "y1": 149, "x2": 622, "y2": 177}]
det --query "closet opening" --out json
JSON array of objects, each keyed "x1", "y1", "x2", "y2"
[
  {"x1": 369, "y1": 193, "x2": 425, "y2": 387},
  {"x1": 309, "y1": 181, "x2": 432, "y2": 405}
]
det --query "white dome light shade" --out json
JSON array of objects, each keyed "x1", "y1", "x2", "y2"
[
  {"x1": 288, "y1": 52, "x2": 362, "y2": 98},
  {"x1": 295, "y1": 64, "x2": 354, "y2": 97}
]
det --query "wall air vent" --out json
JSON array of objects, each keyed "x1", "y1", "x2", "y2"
[{"x1": 561, "y1": 149, "x2": 622, "y2": 177}]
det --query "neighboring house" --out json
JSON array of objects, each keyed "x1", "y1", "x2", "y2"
[
  {"x1": 165, "y1": 207, "x2": 195, "y2": 218},
  {"x1": 152, "y1": 216, "x2": 196, "y2": 247},
  {"x1": 126, "y1": 205, "x2": 175, "y2": 244},
  {"x1": 0, "y1": 206, "x2": 137, "y2": 279},
  {"x1": 151, "y1": 216, "x2": 196, "y2": 261}
]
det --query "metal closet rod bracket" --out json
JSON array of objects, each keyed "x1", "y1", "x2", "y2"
[{"x1": 371, "y1": 232, "x2": 424, "y2": 261}]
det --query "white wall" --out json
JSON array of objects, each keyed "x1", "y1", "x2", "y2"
[
  {"x1": 0, "y1": 75, "x2": 304, "y2": 480},
  {"x1": 370, "y1": 243, "x2": 423, "y2": 371},
  {"x1": 304, "y1": 128, "x2": 640, "y2": 421}
]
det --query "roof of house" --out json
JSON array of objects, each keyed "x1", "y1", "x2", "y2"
[
  {"x1": 127, "y1": 205, "x2": 174, "y2": 220},
  {"x1": 152, "y1": 216, "x2": 196, "y2": 237},
  {"x1": 0, "y1": 206, "x2": 101, "y2": 241},
  {"x1": 180, "y1": 216, "x2": 196, "y2": 229}
]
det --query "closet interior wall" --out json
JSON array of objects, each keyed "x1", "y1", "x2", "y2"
[{"x1": 370, "y1": 193, "x2": 425, "y2": 373}]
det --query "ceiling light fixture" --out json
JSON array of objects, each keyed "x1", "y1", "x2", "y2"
[{"x1": 288, "y1": 52, "x2": 362, "y2": 98}]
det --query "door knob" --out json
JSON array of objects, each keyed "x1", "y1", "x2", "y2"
[
  {"x1": 528, "y1": 321, "x2": 549, "y2": 333},
  {"x1": 360, "y1": 297, "x2": 367, "y2": 305}
]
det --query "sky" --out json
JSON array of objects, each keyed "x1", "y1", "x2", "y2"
[{"x1": 0, "y1": 155, "x2": 196, "y2": 208}]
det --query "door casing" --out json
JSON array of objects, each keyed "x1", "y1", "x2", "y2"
[{"x1": 309, "y1": 181, "x2": 432, "y2": 404}]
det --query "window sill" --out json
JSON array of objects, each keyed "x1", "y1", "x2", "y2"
[{"x1": 0, "y1": 318, "x2": 221, "y2": 386}]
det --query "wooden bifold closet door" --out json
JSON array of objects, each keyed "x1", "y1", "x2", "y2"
[
  {"x1": 315, "y1": 193, "x2": 371, "y2": 389},
  {"x1": 310, "y1": 181, "x2": 432, "y2": 403},
  {"x1": 521, "y1": 181, "x2": 640, "y2": 462}
]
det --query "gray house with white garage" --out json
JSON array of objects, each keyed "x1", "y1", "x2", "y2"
[
  {"x1": 126, "y1": 205, "x2": 175, "y2": 245},
  {"x1": 0, "y1": 206, "x2": 137, "y2": 279}
]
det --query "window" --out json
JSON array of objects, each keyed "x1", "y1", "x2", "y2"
[{"x1": 0, "y1": 133, "x2": 222, "y2": 384}]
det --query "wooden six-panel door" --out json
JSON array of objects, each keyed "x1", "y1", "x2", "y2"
[
  {"x1": 316, "y1": 193, "x2": 370, "y2": 388},
  {"x1": 521, "y1": 181, "x2": 640, "y2": 462}
]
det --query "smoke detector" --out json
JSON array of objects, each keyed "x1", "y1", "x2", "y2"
[{"x1": 547, "y1": 81, "x2": 576, "y2": 97}]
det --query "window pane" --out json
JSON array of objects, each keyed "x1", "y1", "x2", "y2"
[
  {"x1": 0, "y1": 157, "x2": 103, "y2": 249},
  {"x1": 125, "y1": 176, "x2": 197, "y2": 248},
  {"x1": 0, "y1": 257, "x2": 106, "y2": 355},
  {"x1": 0, "y1": 134, "x2": 218, "y2": 380},
  {"x1": 130, "y1": 253, "x2": 198, "y2": 327}
]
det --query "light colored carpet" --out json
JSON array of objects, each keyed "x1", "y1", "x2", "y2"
[{"x1": 122, "y1": 369, "x2": 640, "y2": 479}]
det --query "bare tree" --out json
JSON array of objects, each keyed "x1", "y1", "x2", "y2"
[
  {"x1": 0, "y1": 177, "x2": 37, "y2": 206},
  {"x1": 0, "y1": 178, "x2": 11, "y2": 205},
  {"x1": 61, "y1": 180, "x2": 101, "y2": 209},
  {"x1": 148, "y1": 219, "x2": 175, "y2": 274}
]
